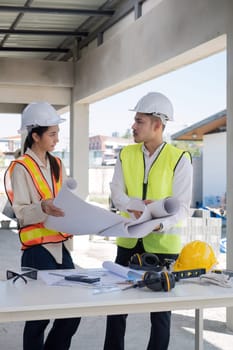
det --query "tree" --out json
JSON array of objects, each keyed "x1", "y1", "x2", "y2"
[{"x1": 171, "y1": 140, "x2": 203, "y2": 157}]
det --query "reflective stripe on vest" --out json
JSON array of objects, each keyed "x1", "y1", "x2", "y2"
[
  {"x1": 116, "y1": 143, "x2": 191, "y2": 254},
  {"x1": 4, "y1": 154, "x2": 72, "y2": 248},
  {"x1": 19, "y1": 223, "x2": 71, "y2": 248}
]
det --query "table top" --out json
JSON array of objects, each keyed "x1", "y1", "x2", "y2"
[{"x1": 1, "y1": 270, "x2": 233, "y2": 323}]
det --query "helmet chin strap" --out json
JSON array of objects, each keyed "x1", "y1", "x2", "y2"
[{"x1": 26, "y1": 125, "x2": 39, "y2": 133}]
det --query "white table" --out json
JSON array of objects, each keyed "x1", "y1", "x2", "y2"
[{"x1": 0, "y1": 275, "x2": 233, "y2": 350}]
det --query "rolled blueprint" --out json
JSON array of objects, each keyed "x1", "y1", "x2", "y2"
[{"x1": 44, "y1": 178, "x2": 181, "y2": 238}]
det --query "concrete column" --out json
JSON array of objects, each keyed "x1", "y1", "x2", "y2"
[
  {"x1": 70, "y1": 101, "x2": 89, "y2": 199},
  {"x1": 226, "y1": 0, "x2": 233, "y2": 330}
]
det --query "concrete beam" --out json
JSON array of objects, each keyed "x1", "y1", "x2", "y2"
[
  {"x1": 0, "y1": 103, "x2": 24, "y2": 114},
  {"x1": 0, "y1": 57, "x2": 74, "y2": 87},
  {"x1": 74, "y1": 0, "x2": 227, "y2": 103},
  {"x1": 0, "y1": 85, "x2": 71, "y2": 106}
]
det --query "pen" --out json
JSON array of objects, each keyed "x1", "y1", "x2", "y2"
[
  {"x1": 122, "y1": 283, "x2": 139, "y2": 291},
  {"x1": 116, "y1": 280, "x2": 134, "y2": 285},
  {"x1": 49, "y1": 272, "x2": 88, "y2": 278},
  {"x1": 49, "y1": 272, "x2": 67, "y2": 277}
]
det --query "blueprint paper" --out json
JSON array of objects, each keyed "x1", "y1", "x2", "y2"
[
  {"x1": 102, "y1": 261, "x2": 144, "y2": 281},
  {"x1": 44, "y1": 179, "x2": 180, "y2": 238}
]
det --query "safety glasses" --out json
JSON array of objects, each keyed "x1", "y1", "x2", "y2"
[{"x1": 6, "y1": 267, "x2": 38, "y2": 284}]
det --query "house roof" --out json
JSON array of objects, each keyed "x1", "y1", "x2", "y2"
[{"x1": 171, "y1": 110, "x2": 226, "y2": 141}]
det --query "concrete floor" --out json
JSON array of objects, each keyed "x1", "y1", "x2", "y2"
[{"x1": 0, "y1": 228, "x2": 233, "y2": 350}]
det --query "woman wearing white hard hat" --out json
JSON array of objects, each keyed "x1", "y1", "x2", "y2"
[
  {"x1": 104, "y1": 92, "x2": 193, "y2": 350},
  {"x1": 4, "y1": 102, "x2": 81, "y2": 350}
]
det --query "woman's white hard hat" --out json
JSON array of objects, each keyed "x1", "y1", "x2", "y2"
[
  {"x1": 18, "y1": 101, "x2": 66, "y2": 133},
  {"x1": 129, "y1": 92, "x2": 174, "y2": 123}
]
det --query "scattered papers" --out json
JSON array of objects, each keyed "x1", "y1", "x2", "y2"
[
  {"x1": 38, "y1": 268, "x2": 124, "y2": 294},
  {"x1": 44, "y1": 178, "x2": 180, "y2": 238},
  {"x1": 39, "y1": 269, "x2": 104, "y2": 287}
]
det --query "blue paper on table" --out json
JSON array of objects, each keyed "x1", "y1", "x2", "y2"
[{"x1": 102, "y1": 261, "x2": 145, "y2": 281}]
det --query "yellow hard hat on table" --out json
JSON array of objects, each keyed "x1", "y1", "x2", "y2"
[{"x1": 173, "y1": 240, "x2": 218, "y2": 272}]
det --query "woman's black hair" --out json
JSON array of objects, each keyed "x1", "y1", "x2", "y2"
[{"x1": 23, "y1": 126, "x2": 60, "y2": 182}]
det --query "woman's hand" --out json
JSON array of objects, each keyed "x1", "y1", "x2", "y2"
[{"x1": 41, "y1": 199, "x2": 65, "y2": 217}]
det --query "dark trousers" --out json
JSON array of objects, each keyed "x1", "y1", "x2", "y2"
[
  {"x1": 104, "y1": 240, "x2": 175, "y2": 350},
  {"x1": 21, "y1": 244, "x2": 81, "y2": 350}
]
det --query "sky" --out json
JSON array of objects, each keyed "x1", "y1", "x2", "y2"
[
  {"x1": 0, "y1": 50, "x2": 226, "y2": 150},
  {"x1": 89, "y1": 50, "x2": 226, "y2": 138}
]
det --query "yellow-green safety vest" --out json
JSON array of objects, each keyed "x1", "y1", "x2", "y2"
[{"x1": 116, "y1": 143, "x2": 191, "y2": 254}]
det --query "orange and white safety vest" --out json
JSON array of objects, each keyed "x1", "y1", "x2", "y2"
[{"x1": 4, "y1": 154, "x2": 72, "y2": 249}]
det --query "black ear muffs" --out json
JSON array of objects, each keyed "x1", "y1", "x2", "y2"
[
  {"x1": 129, "y1": 253, "x2": 162, "y2": 272},
  {"x1": 142, "y1": 271, "x2": 176, "y2": 292}
]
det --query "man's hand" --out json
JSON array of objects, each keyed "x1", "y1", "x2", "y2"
[
  {"x1": 153, "y1": 223, "x2": 163, "y2": 232},
  {"x1": 144, "y1": 199, "x2": 153, "y2": 205},
  {"x1": 127, "y1": 199, "x2": 154, "y2": 219},
  {"x1": 127, "y1": 209, "x2": 143, "y2": 219},
  {"x1": 41, "y1": 199, "x2": 65, "y2": 217}
]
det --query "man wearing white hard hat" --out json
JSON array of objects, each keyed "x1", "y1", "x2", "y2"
[
  {"x1": 5, "y1": 102, "x2": 80, "y2": 350},
  {"x1": 104, "y1": 92, "x2": 193, "y2": 350}
]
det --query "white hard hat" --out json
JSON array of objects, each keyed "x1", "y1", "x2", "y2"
[
  {"x1": 18, "y1": 101, "x2": 65, "y2": 133},
  {"x1": 130, "y1": 92, "x2": 174, "y2": 123}
]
